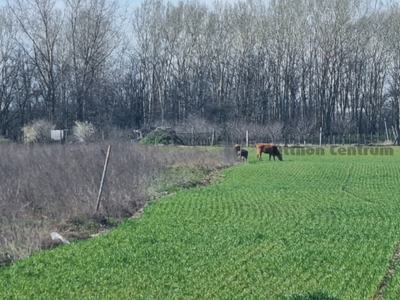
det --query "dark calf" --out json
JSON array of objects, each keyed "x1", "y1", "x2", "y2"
[{"x1": 238, "y1": 149, "x2": 248, "y2": 161}]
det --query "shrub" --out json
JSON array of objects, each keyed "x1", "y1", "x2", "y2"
[
  {"x1": 22, "y1": 120, "x2": 55, "y2": 143},
  {"x1": 140, "y1": 130, "x2": 172, "y2": 145},
  {"x1": 73, "y1": 121, "x2": 96, "y2": 143}
]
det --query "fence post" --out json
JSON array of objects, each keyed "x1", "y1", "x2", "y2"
[
  {"x1": 211, "y1": 129, "x2": 215, "y2": 146},
  {"x1": 96, "y1": 145, "x2": 111, "y2": 212},
  {"x1": 246, "y1": 130, "x2": 249, "y2": 147},
  {"x1": 319, "y1": 127, "x2": 322, "y2": 147},
  {"x1": 384, "y1": 118, "x2": 389, "y2": 141},
  {"x1": 392, "y1": 126, "x2": 398, "y2": 144},
  {"x1": 191, "y1": 126, "x2": 194, "y2": 146}
]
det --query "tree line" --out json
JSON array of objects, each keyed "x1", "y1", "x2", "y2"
[{"x1": 0, "y1": 0, "x2": 399, "y2": 142}]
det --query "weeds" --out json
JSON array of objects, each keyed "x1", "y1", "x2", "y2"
[{"x1": 0, "y1": 142, "x2": 237, "y2": 265}]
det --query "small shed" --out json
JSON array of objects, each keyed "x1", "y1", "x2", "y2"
[{"x1": 51, "y1": 130, "x2": 65, "y2": 142}]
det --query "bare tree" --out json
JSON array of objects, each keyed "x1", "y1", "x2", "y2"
[
  {"x1": 131, "y1": 0, "x2": 165, "y2": 126},
  {"x1": 386, "y1": 3, "x2": 400, "y2": 144},
  {"x1": 64, "y1": 0, "x2": 123, "y2": 122},
  {"x1": 9, "y1": 0, "x2": 65, "y2": 122},
  {"x1": 267, "y1": 122, "x2": 284, "y2": 144},
  {"x1": 289, "y1": 118, "x2": 316, "y2": 145},
  {"x1": 0, "y1": 6, "x2": 19, "y2": 136}
]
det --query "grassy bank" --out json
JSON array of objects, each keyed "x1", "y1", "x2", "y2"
[{"x1": 0, "y1": 142, "x2": 236, "y2": 265}]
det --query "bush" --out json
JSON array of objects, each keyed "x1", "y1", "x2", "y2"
[
  {"x1": 73, "y1": 121, "x2": 96, "y2": 143},
  {"x1": 22, "y1": 120, "x2": 55, "y2": 143},
  {"x1": 140, "y1": 130, "x2": 172, "y2": 145}
]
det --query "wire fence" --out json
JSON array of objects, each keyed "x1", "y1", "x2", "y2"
[{"x1": 177, "y1": 131, "x2": 398, "y2": 147}]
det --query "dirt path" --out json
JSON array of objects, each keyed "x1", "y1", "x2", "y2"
[{"x1": 372, "y1": 239, "x2": 400, "y2": 299}]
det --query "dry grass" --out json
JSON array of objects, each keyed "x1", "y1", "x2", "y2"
[{"x1": 0, "y1": 142, "x2": 237, "y2": 265}]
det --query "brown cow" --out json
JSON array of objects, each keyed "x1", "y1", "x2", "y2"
[
  {"x1": 233, "y1": 144, "x2": 241, "y2": 154},
  {"x1": 256, "y1": 143, "x2": 283, "y2": 161}
]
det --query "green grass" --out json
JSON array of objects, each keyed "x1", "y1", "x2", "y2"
[
  {"x1": 154, "y1": 165, "x2": 210, "y2": 193},
  {"x1": 1, "y1": 146, "x2": 400, "y2": 299}
]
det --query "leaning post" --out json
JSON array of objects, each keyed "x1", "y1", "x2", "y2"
[{"x1": 96, "y1": 145, "x2": 111, "y2": 212}]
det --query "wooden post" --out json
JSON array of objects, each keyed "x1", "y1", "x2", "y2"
[
  {"x1": 319, "y1": 127, "x2": 322, "y2": 147},
  {"x1": 392, "y1": 126, "x2": 395, "y2": 141},
  {"x1": 246, "y1": 130, "x2": 249, "y2": 147},
  {"x1": 96, "y1": 145, "x2": 111, "y2": 212},
  {"x1": 392, "y1": 126, "x2": 398, "y2": 143},
  {"x1": 384, "y1": 118, "x2": 389, "y2": 141},
  {"x1": 211, "y1": 129, "x2": 215, "y2": 146},
  {"x1": 191, "y1": 126, "x2": 194, "y2": 146}
]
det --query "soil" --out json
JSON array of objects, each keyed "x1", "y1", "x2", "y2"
[{"x1": 372, "y1": 239, "x2": 400, "y2": 300}]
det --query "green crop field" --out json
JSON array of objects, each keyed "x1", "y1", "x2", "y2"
[{"x1": 1, "y1": 146, "x2": 400, "y2": 299}]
